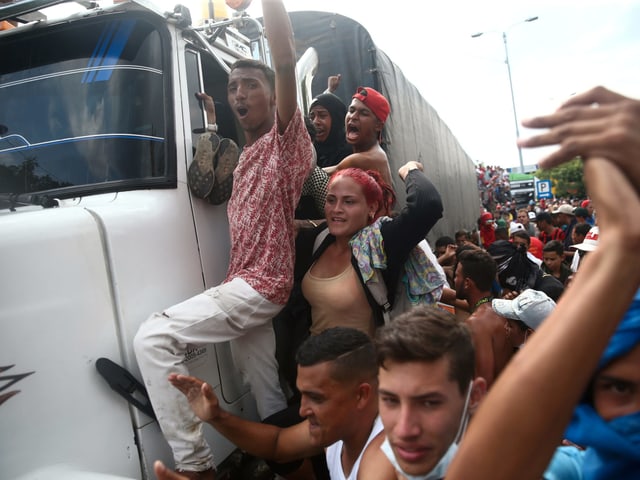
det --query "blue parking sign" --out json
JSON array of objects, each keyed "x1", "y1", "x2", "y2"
[{"x1": 536, "y1": 180, "x2": 552, "y2": 199}]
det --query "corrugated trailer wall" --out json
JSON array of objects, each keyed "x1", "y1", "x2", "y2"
[{"x1": 289, "y1": 11, "x2": 480, "y2": 241}]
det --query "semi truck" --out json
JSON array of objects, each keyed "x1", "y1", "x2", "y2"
[{"x1": 0, "y1": 1, "x2": 478, "y2": 478}]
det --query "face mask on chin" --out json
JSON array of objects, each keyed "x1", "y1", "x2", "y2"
[{"x1": 381, "y1": 381, "x2": 473, "y2": 480}]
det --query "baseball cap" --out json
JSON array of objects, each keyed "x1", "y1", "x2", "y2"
[
  {"x1": 492, "y1": 289, "x2": 556, "y2": 330},
  {"x1": 571, "y1": 226, "x2": 599, "y2": 252},
  {"x1": 552, "y1": 204, "x2": 575, "y2": 215},
  {"x1": 510, "y1": 222, "x2": 526, "y2": 235},
  {"x1": 352, "y1": 86, "x2": 390, "y2": 123},
  {"x1": 581, "y1": 199, "x2": 591, "y2": 208}
]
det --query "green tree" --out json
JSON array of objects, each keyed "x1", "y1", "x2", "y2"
[{"x1": 536, "y1": 158, "x2": 585, "y2": 199}]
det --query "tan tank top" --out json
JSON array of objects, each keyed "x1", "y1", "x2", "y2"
[{"x1": 302, "y1": 262, "x2": 374, "y2": 337}]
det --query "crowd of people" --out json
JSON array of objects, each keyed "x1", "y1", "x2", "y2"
[
  {"x1": 475, "y1": 163, "x2": 512, "y2": 212},
  {"x1": 130, "y1": 1, "x2": 640, "y2": 479}
]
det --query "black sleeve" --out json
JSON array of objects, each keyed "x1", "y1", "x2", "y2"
[{"x1": 380, "y1": 169, "x2": 443, "y2": 272}]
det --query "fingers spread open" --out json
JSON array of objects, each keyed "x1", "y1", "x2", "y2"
[{"x1": 560, "y1": 86, "x2": 626, "y2": 109}]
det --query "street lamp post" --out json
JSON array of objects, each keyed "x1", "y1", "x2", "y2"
[{"x1": 472, "y1": 16, "x2": 538, "y2": 173}]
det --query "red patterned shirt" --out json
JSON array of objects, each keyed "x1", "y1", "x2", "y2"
[{"x1": 226, "y1": 110, "x2": 314, "y2": 304}]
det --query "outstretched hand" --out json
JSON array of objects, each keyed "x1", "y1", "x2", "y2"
[
  {"x1": 518, "y1": 86, "x2": 640, "y2": 189},
  {"x1": 168, "y1": 373, "x2": 221, "y2": 424}
]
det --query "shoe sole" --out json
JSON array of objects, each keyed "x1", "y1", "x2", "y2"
[
  {"x1": 208, "y1": 138, "x2": 240, "y2": 205},
  {"x1": 188, "y1": 133, "x2": 220, "y2": 198}
]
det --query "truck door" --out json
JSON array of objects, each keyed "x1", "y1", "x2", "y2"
[{"x1": 182, "y1": 45, "x2": 258, "y2": 418}]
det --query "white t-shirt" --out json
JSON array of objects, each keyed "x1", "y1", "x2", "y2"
[{"x1": 570, "y1": 250, "x2": 581, "y2": 272}]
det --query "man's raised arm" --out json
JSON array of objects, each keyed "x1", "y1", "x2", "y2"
[{"x1": 262, "y1": 0, "x2": 297, "y2": 132}]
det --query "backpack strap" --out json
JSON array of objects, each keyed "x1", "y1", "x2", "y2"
[
  {"x1": 312, "y1": 227, "x2": 331, "y2": 257},
  {"x1": 363, "y1": 278, "x2": 392, "y2": 325},
  {"x1": 312, "y1": 228, "x2": 392, "y2": 325}
]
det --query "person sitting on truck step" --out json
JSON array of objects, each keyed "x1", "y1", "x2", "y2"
[{"x1": 133, "y1": 1, "x2": 315, "y2": 478}]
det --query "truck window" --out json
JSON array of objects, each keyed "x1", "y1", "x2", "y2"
[
  {"x1": 187, "y1": 49, "x2": 243, "y2": 148},
  {"x1": 0, "y1": 14, "x2": 173, "y2": 199}
]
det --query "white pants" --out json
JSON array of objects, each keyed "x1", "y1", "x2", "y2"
[{"x1": 133, "y1": 277, "x2": 287, "y2": 471}]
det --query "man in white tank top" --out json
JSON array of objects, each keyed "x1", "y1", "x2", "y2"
[{"x1": 158, "y1": 327, "x2": 381, "y2": 480}]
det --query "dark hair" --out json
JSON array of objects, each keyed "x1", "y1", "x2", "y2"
[
  {"x1": 296, "y1": 327, "x2": 377, "y2": 384},
  {"x1": 543, "y1": 240, "x2": 564, "y2": 256},
  {"x1": 455, "y1": 243, "x2": 478, "y2": 258},
  {"x1": 495, "y1": 227, "x2": 509, "y2": 241},
  {"x1": 574, "y1": 223, "x2": 592, "y2": 237},
  {"x1": 536, "y1": 212, "x2": 552, "y2": 224},
  {"x1": 435, "y1": 236, "x2": 456, "y2": 248},
  {"x1": 534, "y1": 274, "x2": 565, "y2": 302},
  {"x1": 230, "y1": 58, "x2": 276, "y2": 92},
  {"x1": 511, "y1": 230, "x2": 531, "y2": 246},
  {"x1": 457, "y1": 249, "x2": 497, "y2": 292},
  {"x1": 455, "y1": 230, "x2": 469, "y2": 241},
  {"x1": 573, "y1": 207, "x2": 590, "y2": 218},
  {"x1": 509, "y1": 318, "x2": 529, "y2": 332},
  {"x1": 375, "y1": 307, "x2": 475, "y2": 394}
]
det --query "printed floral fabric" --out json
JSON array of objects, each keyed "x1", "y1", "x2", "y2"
[
  {"x1": 349, "y1": 217, "x2": 444, "y2": 306},
  {"x1": 226, "y1": 110, "x2": 315, "y2": 304}
]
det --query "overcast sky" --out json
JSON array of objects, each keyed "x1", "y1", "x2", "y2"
[{"x1": 118, "y1": 0, "x2": 640, "y2": 169}]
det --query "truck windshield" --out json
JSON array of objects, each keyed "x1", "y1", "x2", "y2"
[{"x1": 0, "y1": 14, "x2": 170, "y2": 198}]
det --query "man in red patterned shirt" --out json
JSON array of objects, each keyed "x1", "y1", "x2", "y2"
[{"x1": 133, "y1": 1, "x2": 315, "y2": 478}]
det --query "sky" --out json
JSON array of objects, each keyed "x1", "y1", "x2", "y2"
[{"x1": 47, "y1": 0, "x2": 640, "y2": 170}]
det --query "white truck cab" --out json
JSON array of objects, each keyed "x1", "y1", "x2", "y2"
[
  {"x1": 0, "y1": 1, "x2": 287, "y2": 478},
  {"x1": 1, "y1": 1, "x2": 481, "y2": 478}
]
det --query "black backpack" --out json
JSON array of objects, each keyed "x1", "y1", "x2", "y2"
[{"x1": 488, "y1": 240, "x2": 541, "y2": 292}]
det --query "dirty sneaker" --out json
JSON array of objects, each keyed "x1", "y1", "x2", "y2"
[
  {"x1": 208, "y1": 138, "x2": 240, "y2": 205},
  {"x1": 188, "y1": 132, "x2": 220, "y2": 198}
]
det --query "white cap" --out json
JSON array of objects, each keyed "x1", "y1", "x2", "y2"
[
  {"x1": 510, "y1": 222, "x2": 526, "y2": 235},
  {"x1": 492, "y1": 289, "x2": 556, "y2": 330},
  {"x1": 571, "y1": 226, "x2": 599, "y2": 252}
]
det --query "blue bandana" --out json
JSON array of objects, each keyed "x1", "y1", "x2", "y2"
[{"x1": 564, "y1": 289, "x2": 640, "y2": 480}]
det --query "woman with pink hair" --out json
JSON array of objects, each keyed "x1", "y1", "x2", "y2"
[{"x1": 296, "y1": 161, "x2": 444, "y2": 337}]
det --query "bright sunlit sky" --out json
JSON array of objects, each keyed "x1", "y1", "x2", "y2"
[{"x1": 51, "y1": 0, "x2": 640, "y2": 170}]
